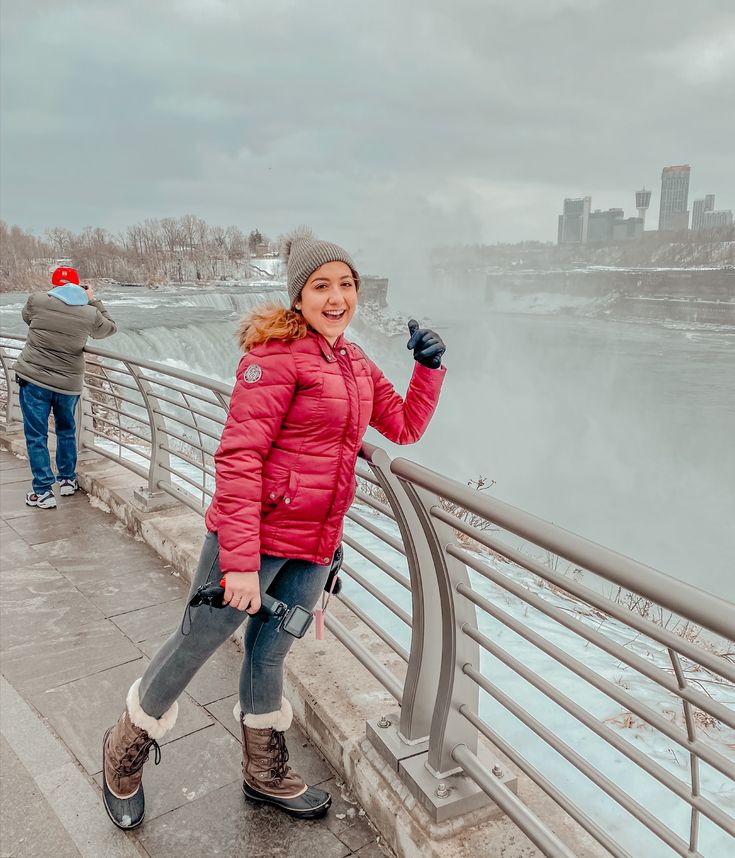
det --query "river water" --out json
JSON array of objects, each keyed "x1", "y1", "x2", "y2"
[{"x1": 2, "y1": 284, "x2": 733, "y2": 601}]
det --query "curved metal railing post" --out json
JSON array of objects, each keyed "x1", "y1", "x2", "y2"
[
  {"x1": 396, "y1": 479, "x2": 481, "y2": 774},
  {"x1": 0, "y1": 344, "x2": 23, "y2": 431},
  {"x1": 126, "y1": 363, "x2": 176, "y2": 507},
  {"x1": 390, "y1": 473, "x2": 501, "y2": 822},
  {"x1": 360, "y1": 443, "x2": 441, "y2": 766}
]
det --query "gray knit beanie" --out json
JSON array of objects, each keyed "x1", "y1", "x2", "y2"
[{"x1": 284, "y1": 235, "x2": 359, "y2": 307}]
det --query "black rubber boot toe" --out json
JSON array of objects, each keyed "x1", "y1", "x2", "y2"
[{"x1": 242, "y1": 782, "x2": 332, "y2": 819}]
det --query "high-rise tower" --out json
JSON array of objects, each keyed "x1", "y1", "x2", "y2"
[
  {"x1": 557, "y1": 196, "x2": 591, "y2": 244},
  {"x1": 635, "y1": 189, "x2": 651, "y2": 230},
  {"x1": 658, "y1": 165, "x2": 690, "y2": 232}
]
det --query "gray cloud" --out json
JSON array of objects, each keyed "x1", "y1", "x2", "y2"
[{"x1": 2, "y1": 0, "x2": 733, "y2": 271}]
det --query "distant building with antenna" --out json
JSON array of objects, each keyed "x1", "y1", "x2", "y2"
[{"x1": 635, "y1": 189, "x2": 651, "y2": 230}]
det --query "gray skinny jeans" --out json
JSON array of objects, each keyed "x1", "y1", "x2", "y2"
[{"x1": 138, "y1": 531, "x2": 330, "y2": 719}]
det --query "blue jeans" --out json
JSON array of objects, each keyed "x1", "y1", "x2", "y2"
[
  {"x1": 18, "y1": 379, "x2": 80, "y2": 494},
  {"x1": 139, "y1": 531, "x2": 331, "y2": 719}
]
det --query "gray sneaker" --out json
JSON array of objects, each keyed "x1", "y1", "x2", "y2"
[
  {"x1": 59, "y1": 479, "x2": 78, "y2": 496},
  {"x1": 25, "y1": 490, "x2": 57, "y2": 509}
]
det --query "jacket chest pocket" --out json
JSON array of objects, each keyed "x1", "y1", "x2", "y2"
[{"x1": 261, "y1": 470, "x2": 299, "y2": 513}]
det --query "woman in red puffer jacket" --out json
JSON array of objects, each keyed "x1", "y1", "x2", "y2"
[{"x1": 101, "y1": 234, "x2": 446, "y2": 831}]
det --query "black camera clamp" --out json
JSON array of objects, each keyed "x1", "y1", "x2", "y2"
[{"x1": 186, "y1": 580, "x2": 313, "y2": 639}]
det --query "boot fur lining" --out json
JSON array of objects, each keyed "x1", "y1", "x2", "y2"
[
  {"x1": 234, "y1": 697, "x2": 293, "y2": 732},
  {"x1": 126, "y1": 678, "x2": 179, "y2": 741}
]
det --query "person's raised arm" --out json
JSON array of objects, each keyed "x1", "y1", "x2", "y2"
[
  {"x1": 85, "y1": 286, "x2": 117, "y2": 339},
  {"x1": 368, "y1": 320, "x2": 446, "y2": 444}
]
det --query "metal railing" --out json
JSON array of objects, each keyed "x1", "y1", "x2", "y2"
[{"x1": 2, "y1": 333, "x2": 733, "y2": 858}]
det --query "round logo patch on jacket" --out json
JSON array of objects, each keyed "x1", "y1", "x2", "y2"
[{"x1": 243, "y1": 364, "x2": 262, "y2": 384}]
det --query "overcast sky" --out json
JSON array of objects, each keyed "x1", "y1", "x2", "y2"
[{"x1": 2, "y1": 0, "x2": 734, "y2": 272}]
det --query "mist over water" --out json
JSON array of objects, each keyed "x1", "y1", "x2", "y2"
[{"x1": 3, "y1": 285, "x2": 733, "y2": 600}]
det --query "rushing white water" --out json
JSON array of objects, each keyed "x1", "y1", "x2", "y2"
[{"x1": 2, "y1": 284, "x2": 733, "y2": 600}]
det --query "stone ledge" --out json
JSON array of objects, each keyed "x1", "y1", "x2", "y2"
[{"x1": 0, "y1": 433, "x2": 608, "y2": 858}]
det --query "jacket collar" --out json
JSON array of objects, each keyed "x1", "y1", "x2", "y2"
[{"x1": 307, "y1": 328, "x2": 345, "y2": 361}]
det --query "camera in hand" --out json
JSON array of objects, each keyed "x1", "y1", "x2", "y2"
[{"x1": 189, "y1": 582, "x2": 313, "y2": 639}]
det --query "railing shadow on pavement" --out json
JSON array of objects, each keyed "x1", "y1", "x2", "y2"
[{"x1": 2, "y1": 332, "x2": 734, "y2": 858}]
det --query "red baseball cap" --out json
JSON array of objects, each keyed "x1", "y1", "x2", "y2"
[{"x1": 51, "y1": 266, "x2": 80, "y2": 286}]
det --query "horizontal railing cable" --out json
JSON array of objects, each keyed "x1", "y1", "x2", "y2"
[
  {"x1": 159, "y1": 443, "x2": 215, "y2": 480},
  {"x1": 341, "y1": 562, "x2": 412, "y2": 627},
  {"x1": 150, "y1": 407, "x2": 222, "y2": 442},
  {"x1": 337, "y1": 593, "x2": 409, "y2": 662},
  {"x1": 158, "y1": 462, "x2": 215, "y2": 498},
  {"x1": 324, "y1": 613, "x2": 403, "y2": 703},
  {"x1": 459, "y1": 586, "x2": 735, "y2": 782},
  {"x1": 83, "y1": 399, "x2": 149, "y2": 425},
  {"x1": 84, "y1": 377, "x2": 143, "y2": 402},
  {"x1": 146, "y1": 390, "x2": 226, "y2": 425},
  {"x1": 341, "y1": 534, "x2": 411, "y2": 592},
  {"x1": 449, "y1": 544, "x2": 735, "y2": 730},
  {"x1": 460, "y1": 706, "x2": 633, "y2": 858},
  {"x1": 159, "y1": 425, "x2": 213, "y2": 457},
  {"x1": 354, "y1": 489, "x2": 397, "y2": 521},
  {"x1": 394, "y1": 458, "x2": 735, "y2": 642},
  {"x1": 450, "y1": 744, "x2": 578, "y2": 858},
  {"x1": 439, "y1": 512, "x2": 735, "y2": 684},
  {"x1": 80, "y1": 441, "x2": 149, "y2": 480},
  {"x1": 461, "y1": 637, "x2": 735, "y2": 839},
  {"x1": 83, "y1": 413, "x2": 152, "y2": 446},
  {"x1": 345, "y1": 508, "x2": 405, "y2": 555},
  {"x1": 137, "y1": 374, "x2": 226, "y2": 408}
]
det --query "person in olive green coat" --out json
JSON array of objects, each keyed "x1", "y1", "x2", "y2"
[{"x1": 15, "y1": 267, "x2": 117, "y2": 508}]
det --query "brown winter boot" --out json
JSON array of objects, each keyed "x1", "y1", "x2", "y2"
[
  {"x1": 102, "y1": 679, "x2": 178, "y2": 830},
  {"x1": 235, "y1": 698, "x2": 331, "y2": 819}
]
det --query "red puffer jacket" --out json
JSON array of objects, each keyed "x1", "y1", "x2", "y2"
[{"x1": 204, "y1": 330, "x2": 445, "y2": 573}]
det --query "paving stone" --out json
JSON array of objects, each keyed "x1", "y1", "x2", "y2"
[
  {"x1": 0, "y1": 736, "x2": 83, "y2": 858},
  {"x1": 77, "y1": 567, "x2": 187, "y2": 617},
  {"x1": 137, "y1": 779, "x2": 351, "y2": 858},
  {"x1": 0, "y1": 453, "x2": 27, "y2": 471},
  {"x1": 6, "y1": 507, "x2": 110, "y2": 545},
  {"x1": 0, "y1": 619, "x2": 143, "y2": 696},
  {"x1": 30, "y1": 658, "x2": 214, "y2": 775},
  {"x1": 140, "y1": 631, "x2": 245, "y2": 706},
  {"x1": 205, "y1": 693, "x2": 335, "y2": 788},
  {"x1": 112, "y1": 598, "x2": 187, "y2": 643},
  {"x1": 1, "y1": 574, "x2": 104, "y2": 650},
  {"x1": 355, "y1": 840, "x2": 393, "y2": 857},
  {"x1": 322, "y1": 776, "x2": 380, "y2": 853},
  {"x1": 0, "y1": 465, "x2": 31, "y2": 483}
]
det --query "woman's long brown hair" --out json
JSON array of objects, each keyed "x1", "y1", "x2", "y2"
[{"x1": 237, "y1": 303, "x2": 308, "y2": 352}]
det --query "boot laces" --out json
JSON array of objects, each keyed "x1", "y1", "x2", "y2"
[
  {"x1": 116, "y1": 733, "x2": 161, "y2": 776},
  {"x1": 267, "y1": 729, "x2": 290, "y2": 781}
]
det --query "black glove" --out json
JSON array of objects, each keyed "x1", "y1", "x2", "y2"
[{"x1": 407, "y1": 320, "x2": 445, "y2": 369}]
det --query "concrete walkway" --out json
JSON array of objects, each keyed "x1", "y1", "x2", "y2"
[{"x1": 0, "y1": 449, "x2": 387, "y2": 858}]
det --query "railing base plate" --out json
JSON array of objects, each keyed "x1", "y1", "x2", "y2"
[
  {"x1": 132, "y1": 487, "x2": 179, "y2": 512},
  {"x1": 400, "y1": 750, "x2": 516, "y2": 824},
  {"x1": 366, "y1": 714, "x2": 428, "y2": 773}
]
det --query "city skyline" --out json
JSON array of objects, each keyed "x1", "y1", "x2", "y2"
[
  {"x1": 2, "y1": 1, "x2": 735, "y2": 273},
  {"x1": 557, "y1": 163, "x2": 732, "y2": 244}
]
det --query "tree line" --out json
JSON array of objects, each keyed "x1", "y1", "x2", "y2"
[{"x1": 0, "y1": 217, "x2": 274, "y2": 292}]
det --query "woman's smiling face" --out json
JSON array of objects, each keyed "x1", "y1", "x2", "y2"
[{"x1": 297, "y1": 261, "x2": 358, "y2": 345}]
